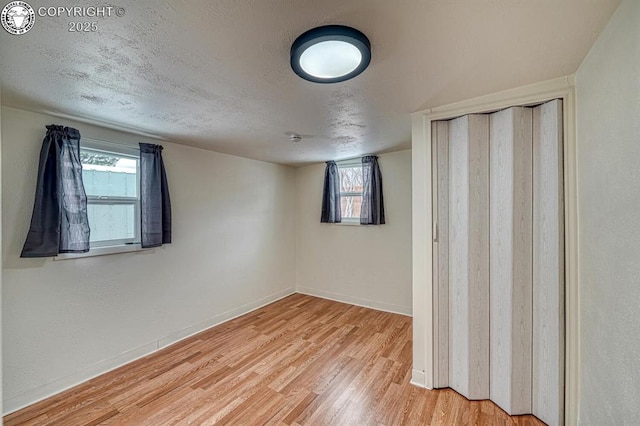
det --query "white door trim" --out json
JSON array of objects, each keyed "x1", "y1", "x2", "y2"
[{"x1": 410, "y1": 75, "x2": 579, "y2": 425}]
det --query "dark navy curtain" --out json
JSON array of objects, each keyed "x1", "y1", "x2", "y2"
[
  {"x1": 139, "y1": 143, "x2": 172, "y2": 248},
  {"x1": 21, "y1": 125, "x2": 90, "y2": 257},
  {"x1": 320, "y1": 161, "x2": 341, "y2": 223},
  {"x1": 360, "y1": 155, "x2": 385, "y2": 225}
]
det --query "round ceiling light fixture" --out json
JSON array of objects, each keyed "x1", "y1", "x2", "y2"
[{"x1": 290, "y1": 25, "x2": 371, "y2": 84}]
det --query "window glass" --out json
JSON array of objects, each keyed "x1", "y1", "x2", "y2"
[
  {"x1": 341, "y1": 195, "x2": 362, "y2": 219},
  {"x1": 87, "y1": 204, "x2": 136, "y2": 243},
  {"x1": 81, "y1": 150, "x2": 137, "y2": 197},
  {"x1": 339, "y1": 166, "x2": 363, "y2": 193},
  {"x1": 338, "y1": 165, "x2": 363, "y2": 220},
  {"x1": 80, "y1": 146, "x2": 139, "y2": 247}
]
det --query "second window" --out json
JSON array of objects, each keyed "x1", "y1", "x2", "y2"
[{"x1": 338, "y1": 160, "x2": 363, "y2": 222}]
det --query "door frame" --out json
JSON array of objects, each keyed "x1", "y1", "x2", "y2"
[{"x1": 410, "y1": 75, "x2": 578, "y2": 425}]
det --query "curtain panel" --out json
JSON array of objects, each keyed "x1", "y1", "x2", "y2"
[
  {"x1": 139, "y1": 143, "x2": 172, "y2": 248},
  {"x1": 21, "y1": 125, "x2": 90, "y2": 257},
  {"x1": 360, "y1": 155, "x2": 385, "y2": 225},
  {"x1": 320, "y1": 161, "x2": 341, "y2": 223}
]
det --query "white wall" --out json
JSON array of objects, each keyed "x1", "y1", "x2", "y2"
[
  {"x1": 0, "y1": 87, "x2": 4, "y2": 422},
  {"x1": 295, "y1": 150, "x2": 412, "y2": 316},
  {"x1": 1, "y1": 107, "x2": 296, "y2": 413},
  {"x1": 575, "y1": 0, "x2": 640, "y2": 423}
]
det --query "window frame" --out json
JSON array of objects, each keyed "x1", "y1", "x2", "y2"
[
  {"x1": 336, "y1": 158, "x2": 363, "y2": 225},
  {"x1": 55, "y1": 138, "x2": 143, "y2": 260}
]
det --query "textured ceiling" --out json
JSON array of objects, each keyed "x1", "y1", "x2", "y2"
[{"x1": 0, "y1": 0, "x2": 619, "y2": 166}]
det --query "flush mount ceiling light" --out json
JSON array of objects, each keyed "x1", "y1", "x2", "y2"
[{"x1": 290, "y1": 25, "x2": 371, "y2": 84}]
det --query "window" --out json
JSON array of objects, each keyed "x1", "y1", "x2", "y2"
[
  {"x1": 338, "y1": 160, "x2": 363, "y2": 222},
  {"x1": 80, "y1": 140, "x2": 140, "y2": 248}
]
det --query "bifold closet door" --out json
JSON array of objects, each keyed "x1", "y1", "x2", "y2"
[
  {"x1": 433, "y1": 100, "x2": 564, "y2": 423},
  {"x1": 432, "y1": 121, "x2": 450, "y2": 388},
  {"x1": 532, "y1": 99, "x2": 565, "y2": 426},
  {"x1": 448, "y1": 114, "x2": 489, "y2": 400},
  {"x1": 489, "y1": 107, "x2": 533, "y2": 415}
]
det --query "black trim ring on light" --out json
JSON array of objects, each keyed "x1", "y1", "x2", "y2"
[{"x1": 290, "y1": 25, "x2": 371, "y2": 84}]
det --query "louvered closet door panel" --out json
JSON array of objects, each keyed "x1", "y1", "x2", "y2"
[
  {"x1": 448, "y1": 114, "x2": 490, "y2": 400},
  {"x1": 532, "y1": 99, "x2": 565, "y2": 426},
  {"x1": 433, "y1": 120, "x2": 449, "y2": 388},
  {"x1": 489, "y1": 107, "x2": 533, "y2": 415}
]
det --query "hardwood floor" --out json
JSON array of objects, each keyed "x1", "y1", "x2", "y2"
[{"x1": 5, "y1": 294, "x2": 545, "y2": 425}]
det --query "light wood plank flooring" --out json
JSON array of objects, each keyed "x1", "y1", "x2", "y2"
[{"x1": 5, "y1": 294, "x2": 545, "y2": 425}]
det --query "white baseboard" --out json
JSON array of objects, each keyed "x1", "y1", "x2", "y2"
[
  {"x1": 296, "y1": 286, "x2": 412, "y2": 316},
  {"x1": 410, "y1": 369, "x2": 429, "y2": 388},
  {"x1": 3, "y1": 287, "x2": 295, "y2": 415},
  {"x1": 157, "y1": 287, "x2": 293, "y2": 349}
]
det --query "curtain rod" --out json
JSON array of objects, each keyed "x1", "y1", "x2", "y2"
[
  {"x1": 336, "y1": 153, "x2": 377, "y2": 164},
  {"x1": 82, "y1": 137, "x2": 142, "y2": 150}
]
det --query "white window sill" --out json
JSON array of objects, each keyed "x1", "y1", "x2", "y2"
[
  {"x1": 337, "y1": 220, "x2": 361, "y2": 226},
  {"x1": 54, "y1": 244, "x2": 146, "y2": 260}
]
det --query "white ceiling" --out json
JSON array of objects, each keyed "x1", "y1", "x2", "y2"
[{"x1": 0, "y1": 0, "x2": 619, "y2": 166}]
